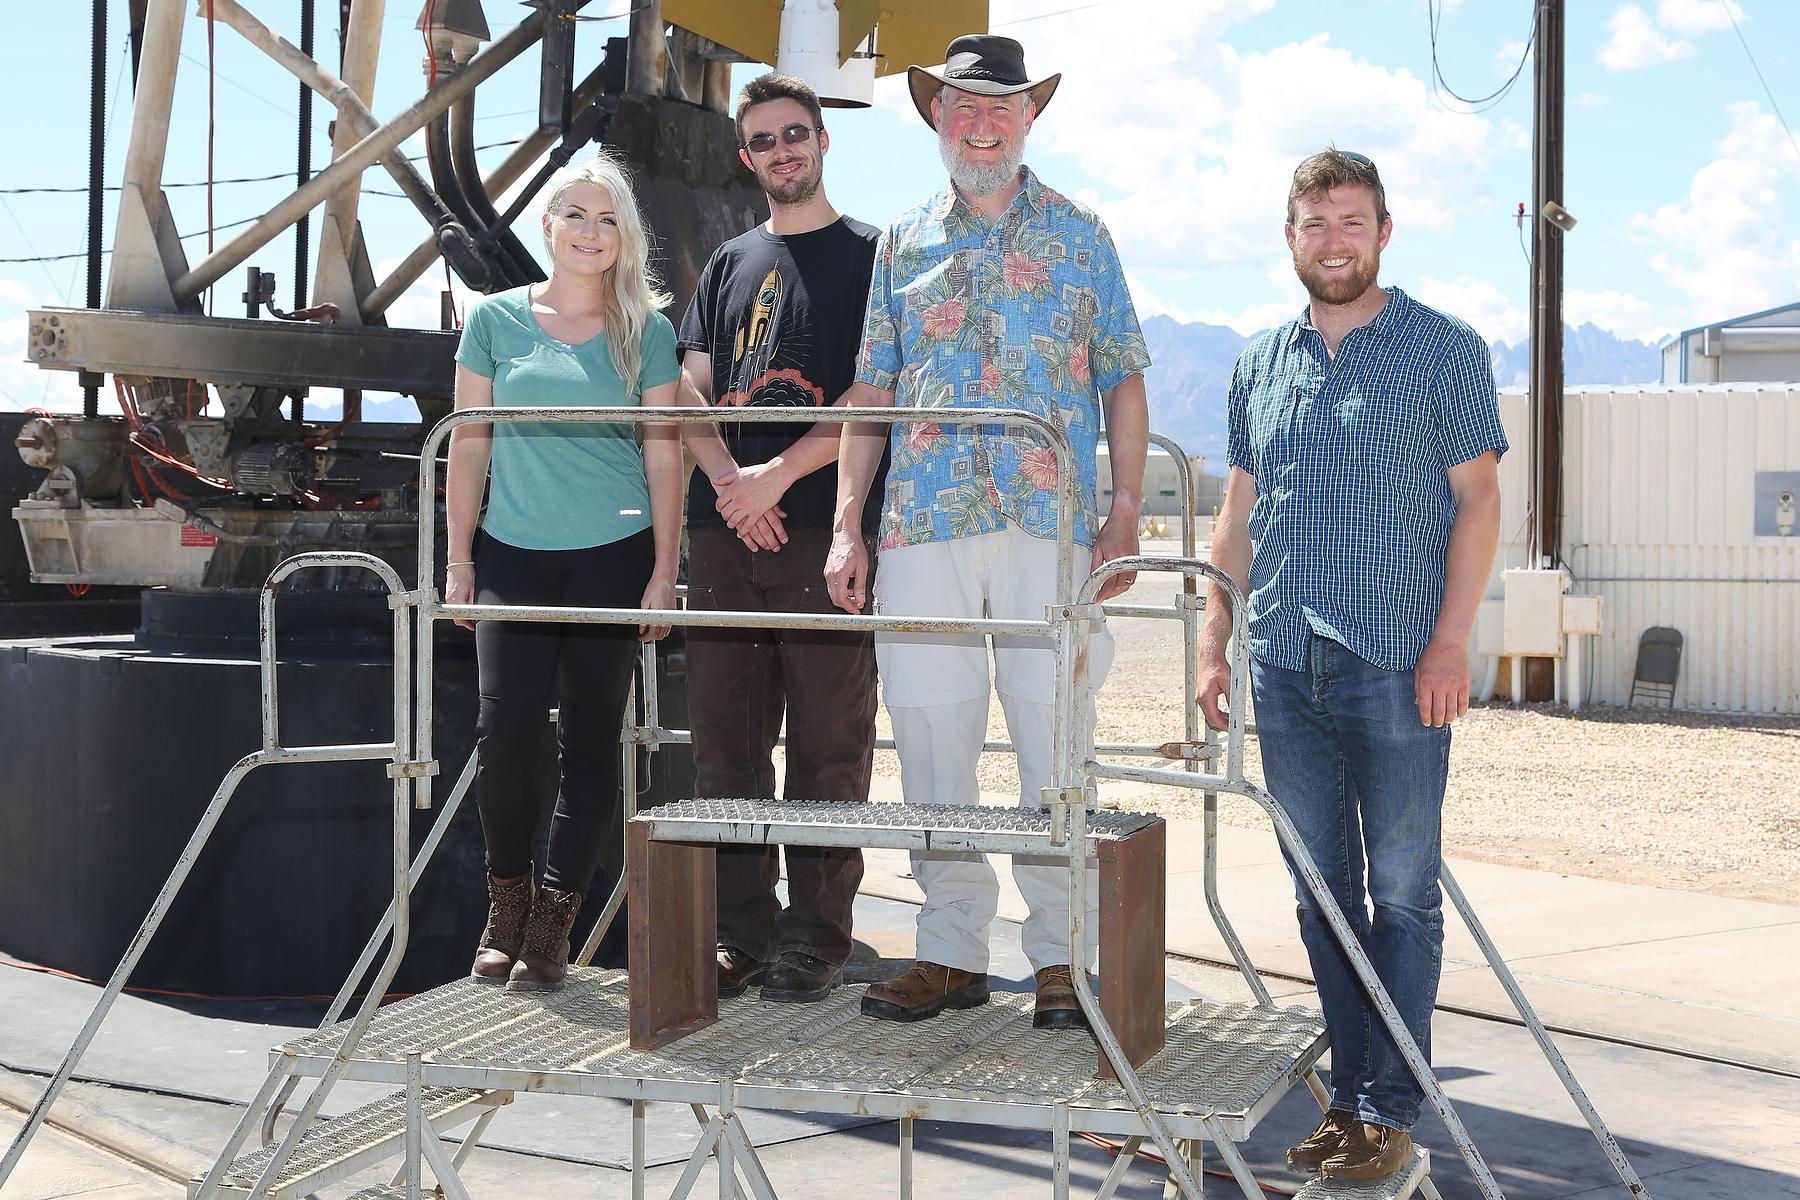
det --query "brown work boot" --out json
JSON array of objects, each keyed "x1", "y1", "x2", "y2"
[
  {"x1": 861, "y1": 961, "x2": 989, "y2": 1023},
  {"x1": 471, "y1": 874, "x2": 533, "y2": 983},
  {"x1": 760, "y1": 952, "x2": 843, "y2": 1002},
  {"x1": 1286, "y1": 1109, "x2": 1355, "y2": 1174},
  {"x1": 1032, "y1": 965, "x2": 1089, "y2": 1030},
  {"x1": 717, "y1": 946, "x2": 772, "y2": 999},
  {"x1": 506, "y1": 886, "x2": 583, "y2": 992},
  {"x1": 1320, "y1": 1121, "x2": 1413, "y2": 1181}
]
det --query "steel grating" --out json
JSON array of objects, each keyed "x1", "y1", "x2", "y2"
[
  {"x1": 284, "y1": 969, "x2": 617, "y2": 1062},
  {"x1": 211, "y1": 1086, "x2": 483, "y2": 1195},
  {"x1": 1074, "y1": 1000, "x2": 1327, "y2": 1116},
  {"x1": 277, "y1": 975, "x2": 1325, "y2": 1140},
  {"x1": 1293, "y1": 1147, "x2": 1431, "y2": 1199},
  {"x1": 739, "y1": 991, "x2": 1038, "y2": 1093},
  {"x1": 633, "y1": 798, "x2": 1161, "y2": 855}
]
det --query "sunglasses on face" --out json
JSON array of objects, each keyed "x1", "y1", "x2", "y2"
[{"x1": 743, "y1": 123, "x2": 822, "y2": 154}]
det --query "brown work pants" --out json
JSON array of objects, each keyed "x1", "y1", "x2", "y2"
[{"x1": 684, "y1": 526, "x2": 875, "y2": 967}]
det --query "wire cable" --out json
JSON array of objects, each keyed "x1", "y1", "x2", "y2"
[
  {"x1": 1427, "y1": 0, "x2": 1536, "y2": 114},
  {"x1": 1722, "y1": 2, "x2": 1800, "y2": 167}
]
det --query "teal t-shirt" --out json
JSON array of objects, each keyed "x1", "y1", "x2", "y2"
[{"x1": 454, "y1": 287, "x2": 680, "y2": 551}]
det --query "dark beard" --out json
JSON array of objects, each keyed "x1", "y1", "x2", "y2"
[
  {"x1": 1295, "y1": 249, "x2": 1381, "y2": 306},
  {"x1": 760, "y1": 160, "x2": 822, "y2": 209}
]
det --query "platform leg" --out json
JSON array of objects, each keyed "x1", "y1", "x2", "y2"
[
  {"x1": 628, "y1": 824, "x2": 717, "y2": 1050},
  {"x1": 899, "y1": 1116, "x2": 914, "y2": 1200},
  {"x1": 1052, "y1": 1104, "x2": 1071, "y2": 1200},
  {"x1": 1093, "y1": 1134, "x2": 1142, "y2": 1200},
  {"x1": 1203, "y1": 1118, "x2": 1262, "y2": 1200},
  {"x1": 402, "y1": 1052, "x2": 423, "y2": 1200},
  {"x1": 1098, "y1": 822, "x2": 1166, "y2": 1077},
  {"x1": 631, "y1": 1099, "x2": 646, "y2": 1200}
]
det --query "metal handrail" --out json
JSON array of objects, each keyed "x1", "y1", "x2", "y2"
[
  {"x1": 0, "y1": 552, "x2": 417, "y2": 1196},
  {"x1": 410, "y1": 405, "x2": 1080, "y2": 814}
]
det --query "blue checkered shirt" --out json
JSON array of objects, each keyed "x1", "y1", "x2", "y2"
[{"x1": 1228, "y1": 287, "x2": 1507, "y2": 673}]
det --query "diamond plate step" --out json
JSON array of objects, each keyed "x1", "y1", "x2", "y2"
[
  {"x1": 187, "y1": 1087, "x2": 506, "y2": 1200},
  {"x1": 1293, "y1": 1147, "x2": 1431, "y2": 1199},
  {"x1": 633, "y1": 798, "x2": 1160, "y2": 855}
]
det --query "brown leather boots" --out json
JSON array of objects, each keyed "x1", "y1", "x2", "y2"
[{"x1": 470, "y1": 875, "x2": 584, "y2": 992}]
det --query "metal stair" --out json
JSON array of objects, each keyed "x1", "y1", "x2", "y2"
[
  {"x1": 185, "y1": 1086, "x2": 507, "y2": 1199},
  {"x1": 1293, "y1": 1148, "x2": 1433, "y2": 1199},
  {"x1": 631, "y1": 797, "x2": 1159, "y2": 853}
]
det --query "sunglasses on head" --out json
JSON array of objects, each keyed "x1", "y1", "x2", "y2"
[
  {"x1": 743, "y1": 123, "x2": 822, "y2": 154},
  {"x1": 1337, "y1": 150, "x2": 1379, "y2": 174}
]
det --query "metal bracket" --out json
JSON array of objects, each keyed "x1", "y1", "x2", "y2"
[
  {"x1": 388, "y1": 589, "x2": 426, "y2": 610},
  {"x1": 1048, "y1": 602, "x2": 1106, "y2": 621},
  {"x1": 1156, "y1": 742, "x2": 1218, "y2": 762},
  {"x1": 1175, "y1": 593, "x2": 1206, "y2": 612},
  {"x1": 387, "y1": 760, "x2": 441, "y2": 779}
]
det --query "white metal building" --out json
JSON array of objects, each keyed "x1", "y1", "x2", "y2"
[
  {"x1": 1661, "y1": 301, "x2": 1800, "y2": 385},
  {"x1": 1489, "y1": 384, "x2": 1800, "y2": 713}
]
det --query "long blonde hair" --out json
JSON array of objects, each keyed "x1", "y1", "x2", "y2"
[{"x1": 543, "y1": 151, "x2": 670, "y2": 396}]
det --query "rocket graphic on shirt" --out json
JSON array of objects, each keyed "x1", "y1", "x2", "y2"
[{"x1": 721, "y1": 267, "x2": 823, "y2": 408}]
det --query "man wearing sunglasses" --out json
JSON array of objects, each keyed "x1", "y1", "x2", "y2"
[
  {"x1": 1197, "y1": 149, "x2": 1505, "y2": 1182},
  {"x1": 674, "y1": 73, "x2": 886, "y2": 1004}
]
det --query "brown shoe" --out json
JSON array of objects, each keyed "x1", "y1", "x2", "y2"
[
  {"x1": 861, "y1": 961, "x2": 989, "y2": 1023},
  {"x1": 471, "y1": 874, "x2": 533, "y2": 983},
  {"x1": 760, "y1": 952, "x2": 843, "y2": 1003},
  {"x1": 1286, "y1": 1109, "x2": 1355, "y2": 1174},
  {"x1": 1032, "y1": 965, "x2": 1089, "y2": 1030},
  {"x1": 506, "y1": 886, "x2": 583, "y2": 992},
  {"x1": 1320, "y1": 1121, "x2": 1413, "y2": 1181},
  {"x1": 718, "y1": 946, "x2": 772, "y2": 999}
]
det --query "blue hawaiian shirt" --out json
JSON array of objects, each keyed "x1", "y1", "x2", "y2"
[
  {"x1": 857, "y1": 166, "x2": 1151, "y2": 550},
  {"x1": 1228, "y1": 287, "x2": 1508, "y2": 673}
]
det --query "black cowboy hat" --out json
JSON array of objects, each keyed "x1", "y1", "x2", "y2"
[{"x1": 907, "y1": 34, "x2": 1060, "y2": 128}]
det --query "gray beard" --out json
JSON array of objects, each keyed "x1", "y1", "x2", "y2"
[{"x1": 939, "y1": 131, "x2": 1023, "y2": 200}]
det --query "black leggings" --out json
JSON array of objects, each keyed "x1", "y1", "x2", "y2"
[{"x1": 473, "y1": 528, "x2": 653, "y2": 895}]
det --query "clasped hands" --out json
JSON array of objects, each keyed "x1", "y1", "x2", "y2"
[{"x1": 711, "y1": 461, "x2": 791, "y2": 551}]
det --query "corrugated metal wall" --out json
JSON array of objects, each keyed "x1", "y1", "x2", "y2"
[{"x1": 1492, "y1": 385, "x2": 1800, "y2": 714}]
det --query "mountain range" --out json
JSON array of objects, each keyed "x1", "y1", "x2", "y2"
[{"x1": 1141, "y1": 314, "x2": 1664, "y2": 470}]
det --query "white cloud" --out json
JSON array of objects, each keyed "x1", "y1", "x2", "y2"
[
  {"x1": 1494, "y1": 41, "x2": 1528, "y2": 68},
  {"x1": 875, "y1": 2, "x2": 1504, "y2": 278},
  {"x1": 1630, "y1": 101, "x2": 1800, "y2": 323},
  {"x1": 1412, "y1": 274, "x2": 1526, "y2": 346},
  {"x1": 1657, "y1": 0, "x2": 1743, "y2": 35},
  {"x1": 1573, "y1": 93, "x2": 1610, "y2": 107},
  {"x1": 1564, "y1": 289, "x2": 1680, "y2": 344},
  {"x1": 1598, "y1": 4, "x2": 1692, "y2": 71}
]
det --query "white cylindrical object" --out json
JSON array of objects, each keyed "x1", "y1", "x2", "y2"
[{"x1": 776, "y1": 0, "x2": 872, "y2": 108}]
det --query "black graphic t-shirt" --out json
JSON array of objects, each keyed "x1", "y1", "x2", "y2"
[{"x1": 678, "y1": 216, "x2": 886, "y2": 533}]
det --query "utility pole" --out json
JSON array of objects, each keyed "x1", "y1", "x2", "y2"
[{"x1": 1529, "y1": 0, "x2": 1568, "y2": 568}]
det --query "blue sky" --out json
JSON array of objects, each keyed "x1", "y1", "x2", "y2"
[{"x1": 5, "y1": 0, "x2": 1798, "y2": 411}]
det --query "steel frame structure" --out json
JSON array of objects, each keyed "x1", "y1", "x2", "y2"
[{"x1": 0, "y1": 408, "x2": 1651, "y2": 1200}]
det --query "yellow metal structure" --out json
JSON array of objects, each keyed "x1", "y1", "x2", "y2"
[{"x1": 661, "y1": 0, "x2": 988, "y2": 76}]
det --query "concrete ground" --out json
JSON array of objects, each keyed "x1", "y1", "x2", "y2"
[{"x1": 3, "y1": 804, "x2": 1797, "y2": 1200}]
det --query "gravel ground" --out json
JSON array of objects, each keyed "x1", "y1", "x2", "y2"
[{"x1": 863, "y1": 543, "x2": 1800, "y2": 907}]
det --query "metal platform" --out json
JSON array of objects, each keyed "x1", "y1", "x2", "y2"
[
  {"x1": 274, "y1": 968, "x2": 1326, "y2": 1144},
  {"x1": 1294, "y1": 1148, "x2": 1432, "y2": 1199},
  {"x1": 630, "y1": 798, "x2": 1162, "y2": 856}
]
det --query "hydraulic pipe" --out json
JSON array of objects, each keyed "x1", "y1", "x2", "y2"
[
  {"x1": 451, "y1": 91, "x2": 544, "y2": 285},
  {"x1": 172, "y1": 11, "x2": 548, "y2": 304},
  {"x1": 363, "y1": 56, "x2": 617, "y2": 317},
  {"x1": 426, "y1": 109, "x2": 512, "y2": 288}
]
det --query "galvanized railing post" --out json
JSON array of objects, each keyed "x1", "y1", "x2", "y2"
[{"x1": 5, "y1": 552, "x2": 411, "y2": 1197}]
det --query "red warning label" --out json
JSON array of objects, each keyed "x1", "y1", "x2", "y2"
[{"x1": 180, "y1": 524, "x2": 218, "y2": 548}]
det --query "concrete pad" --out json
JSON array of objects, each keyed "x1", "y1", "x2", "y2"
[{"x1": 0, "y1": 1103, "x2": 182, "y2": 1200}]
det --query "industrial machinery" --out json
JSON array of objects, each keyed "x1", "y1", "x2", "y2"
[{"x1": 4, "y1": 0, "x2": 988, "y2": 995}]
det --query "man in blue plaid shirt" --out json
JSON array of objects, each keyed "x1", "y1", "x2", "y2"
[{"x1": 1197, "y1": 150, "x2": 1506, "y2": 1183}]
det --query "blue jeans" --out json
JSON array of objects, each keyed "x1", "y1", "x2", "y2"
[{"x1": 1251, "y1": 636, "x2": 1449, "y2": 1131}]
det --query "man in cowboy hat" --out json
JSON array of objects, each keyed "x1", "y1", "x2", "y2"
[{"x1": 812, "y1": 34, "x2": 1151, "y2": 1029}]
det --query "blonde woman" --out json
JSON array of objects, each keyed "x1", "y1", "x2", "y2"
[{"x1": 445, "y1": 153, "x2": 682, "y2": 991}]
